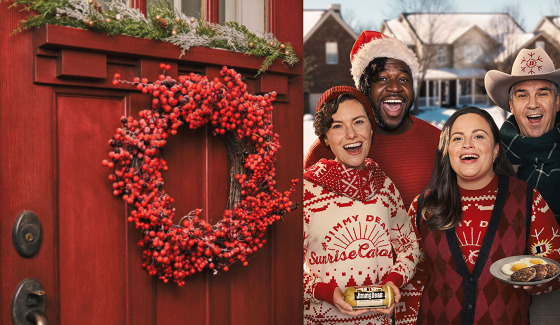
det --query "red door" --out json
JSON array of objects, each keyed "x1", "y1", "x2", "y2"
[{"x1": 0, "y1": 1, "x2": 303, "y2": 324}]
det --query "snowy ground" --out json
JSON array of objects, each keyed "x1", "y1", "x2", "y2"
[{"x1": 303, "y1": 105, "x2": 510, "y2": 155}]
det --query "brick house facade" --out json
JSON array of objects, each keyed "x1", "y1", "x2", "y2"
[{"x1": 304, "y1": 5, "x2": 357, "y2": 115}]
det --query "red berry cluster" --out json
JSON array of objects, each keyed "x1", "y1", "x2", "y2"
[{"x1": 103, "y1": 64, "x2": 298, "y2": 286}]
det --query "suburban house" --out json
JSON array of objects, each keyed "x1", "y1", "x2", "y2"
[
  {"x1": 534, "y1": 16, "x2": 560, "y2": 41},
  {"x1": 380, "y1": 13, "x2": 560, "y2": 109},
  {"x1": 304, "y1": 4, "x2": 358, "y2": 114},
  {"x1": 532, "y1": 16, "x2": 560, "y2": 64},
  {"x1": 303, "y1": 8, "x2": 560, "y2": 111}
]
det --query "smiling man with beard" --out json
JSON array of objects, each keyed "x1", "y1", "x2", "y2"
[
  {"x1": 349, "y1": 32, "x2": 440, "y2": 209},
  {"x1": 361, "y1": 57, "x2": 415, "y2": 132},
  {"x1": 304, "y1": 31, "x2": 441, "y2": 325}
]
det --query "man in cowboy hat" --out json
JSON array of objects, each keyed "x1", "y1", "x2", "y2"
[
  {"x1": 304, "y1": 31, "x2": 441, "y2": 325},
  {"x1": 485, "y1": 46, "x2": 560, "y2": 325},
  {"x1": 485, "y1": 48, "x2": 560, "y2": 222}
]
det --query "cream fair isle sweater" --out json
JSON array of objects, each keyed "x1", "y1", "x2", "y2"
[{"x1": 303, "y1": 175, "x2": 419, "y2": 325}]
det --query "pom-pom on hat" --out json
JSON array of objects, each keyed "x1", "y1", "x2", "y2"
[
  {"x1": 315, "y1": 86, "x2": 376, "y2": 151},
  {"x1": 350, "y1": 31, "x2": 420, "y2": 92},
  {"x1": 485, "y1": 48, "x2": 560, "y2": 112}
]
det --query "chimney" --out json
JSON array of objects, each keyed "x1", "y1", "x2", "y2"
[{"x1": 327, "y1": 4, "x2": 341, "y2": 12}]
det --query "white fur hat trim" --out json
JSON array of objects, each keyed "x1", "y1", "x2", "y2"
[{"x1": 350, "y1": 37, "x2": 420, "y2": 92}]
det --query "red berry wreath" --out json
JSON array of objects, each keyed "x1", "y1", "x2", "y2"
[{"x1": 102, "y1": 64, "x2": 298, "y2": 286}]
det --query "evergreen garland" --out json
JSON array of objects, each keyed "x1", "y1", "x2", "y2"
[{"x1": 3, "y1": 0, "x2": 298, "y2": 75}]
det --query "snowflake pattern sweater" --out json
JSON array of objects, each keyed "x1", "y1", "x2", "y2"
[
  {"x1": 304, "y1": 116, "x2": 441, "y2": 209},
  {"x1": 406, "y1": 175, "x2": 560, "y2": 324},
  {"x1": 303, "y1": 159, "x2": 420, "y2": 325}
]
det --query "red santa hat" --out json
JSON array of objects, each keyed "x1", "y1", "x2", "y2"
[{"x1": 350, "y1": 31, "x2": 420, "y2": 92}]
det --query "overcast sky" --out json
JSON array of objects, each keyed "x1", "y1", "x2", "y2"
[{"x1": 303, "y1": 0, "x2": 559, "y2": 33}]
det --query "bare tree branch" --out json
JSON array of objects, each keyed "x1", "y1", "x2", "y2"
[
  {"x1": 303, "y1": 55, "x2": 318, "y2": 93},
  {"x1": 484, "y1": 4, "x2": 525, "y2": 119},
  {"x1": 552, "y1": 0, "x2": 560, "y2": 16},
  {"x1": 389, "y1": 0, "x2": 454, "y2": 16},
  {"x1": 343, "y1": 7, "x2": 378, "y2": 35},
  {"x1": 390, "y1": 0, "x2": 455, "y2": 112},
  {"x1": 503, "y1": 2, "x2": 525, "y2": 31}
]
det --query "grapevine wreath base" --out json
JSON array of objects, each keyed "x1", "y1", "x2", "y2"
[{"x1": 102, "y1": 64, "x2": 298, "y2": 286}]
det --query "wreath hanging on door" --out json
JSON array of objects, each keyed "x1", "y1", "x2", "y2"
[{"x1": 102, "y1": 64, "x2": 298, "y2": 286}]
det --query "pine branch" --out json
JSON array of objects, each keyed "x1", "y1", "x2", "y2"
[{"x1": 4, "y1": 0, "x2": 299, "y2": 74}]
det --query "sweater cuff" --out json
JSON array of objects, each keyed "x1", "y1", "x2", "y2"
[
  {"x1": 380, "y1": 273, "x2": 403, "y2": 287},
  {"x1": 314, "y1": 282, "x2": 338, "y2": 306}
]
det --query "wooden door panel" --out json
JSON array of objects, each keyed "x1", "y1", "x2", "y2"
[
  {"x1": 269, "y1": 74, "x2": 304, "y2": 325},
  {"x1": 152, "y1": 124, "x2": 209, "y2": 325},
  {"x1": 56, "y1": 92, "x2": 128, "y2": 324},
  {"x1": 1, "y1": 0, "x2": 302, "y2": 322},
  {"x1": 1, "y1": 9, "x2": 58, "y2": 324},
  {"x1": 229, "y1": 251, "x2": 274, "y2": 324}
]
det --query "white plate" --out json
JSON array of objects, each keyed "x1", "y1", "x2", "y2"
[{"x1": 489, "y1": 255, "x2": 560, "y2": 286}]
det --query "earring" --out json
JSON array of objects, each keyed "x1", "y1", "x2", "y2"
[{"x1": 493, "y1": 156, "x2": 496, "y2": 163}]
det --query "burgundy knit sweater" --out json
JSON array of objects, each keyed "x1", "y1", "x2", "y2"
[{"x1": 413, "y1": 176, "x2": 560, "y2": 325}]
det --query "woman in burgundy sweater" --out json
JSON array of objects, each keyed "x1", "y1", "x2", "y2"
[{"x1": 411, "y1": 106, "x2": 560, "y2": 325}]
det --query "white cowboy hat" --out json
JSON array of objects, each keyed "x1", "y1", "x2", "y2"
[{"x1": 485, "y1": 48, "x2": 560, "y2": 112}]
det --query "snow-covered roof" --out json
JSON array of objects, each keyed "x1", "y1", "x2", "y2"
[
  {"x1": 383, "y1": 19, "x2": 414, "y2": 45},
  {"x1": 304, "y1": 10, "x2": 325, "y2": 38},
  {"x1": 552, "y1": 17, "x2": 560, "y2": 29},
  {"x1": 304, "y1": 8, "x2": 358, "y2": 43},
  {"x1": 533, "y1": 16, "x2": 559, "y2": 32},
  {"x1": 403, "y1": 13, "x2": 525, "y2": 44},
  {"x1": 446, "y1": 25, "x2": 481, "y2": 44},
  {"x1": 495, "y1": 32, "x2": 538, "y2": 62},
  {"x1": 424, "y1": 68, "x2": 487, "y2": 80}
]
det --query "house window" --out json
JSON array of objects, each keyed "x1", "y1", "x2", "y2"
[
  {"x1": 156, "y1": 0, "x2": 266, "y2": 34},
  {"x1": 463, "y1": 45, "x2": 482, "y2": 64},
  {"x1": 475, "y1": 79, "x2": 487, "y2": 95},
  {"x1": 536, "y1": 41, "x2": 545, "y2": 49},
  {"x1": 180, "y1": 0, "x2": 202, "y2": 17},
  {"x1": 151, "y1": 0, "x2": 202, "y2": 18},
  {"x1": 220, "y1": 0, "x2": 266, "y2": 34},
  {"x1": 430, "y1": 81, "x2": 439, "y2": 97},
  {"x1": 460, "y1": 80, "x2": 472, "y2": 96},
  {"x1": 326, "y1": 42, "x2": 338, "y2": 64},
  {"x1": 437, "y1": 46, "x2": 446, "y2": 65}
]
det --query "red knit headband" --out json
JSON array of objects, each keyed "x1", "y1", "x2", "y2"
[
  {"x1": 315, "y1": 86, "x2": 376, "y2": 150},
  {"x1": 316, "y1": 86, "x2": 375, "y2": 126}
]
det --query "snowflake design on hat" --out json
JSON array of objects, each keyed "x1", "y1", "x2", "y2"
[{"x1": 520, "y1": 51, "x2": 544, "y2": 75}]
